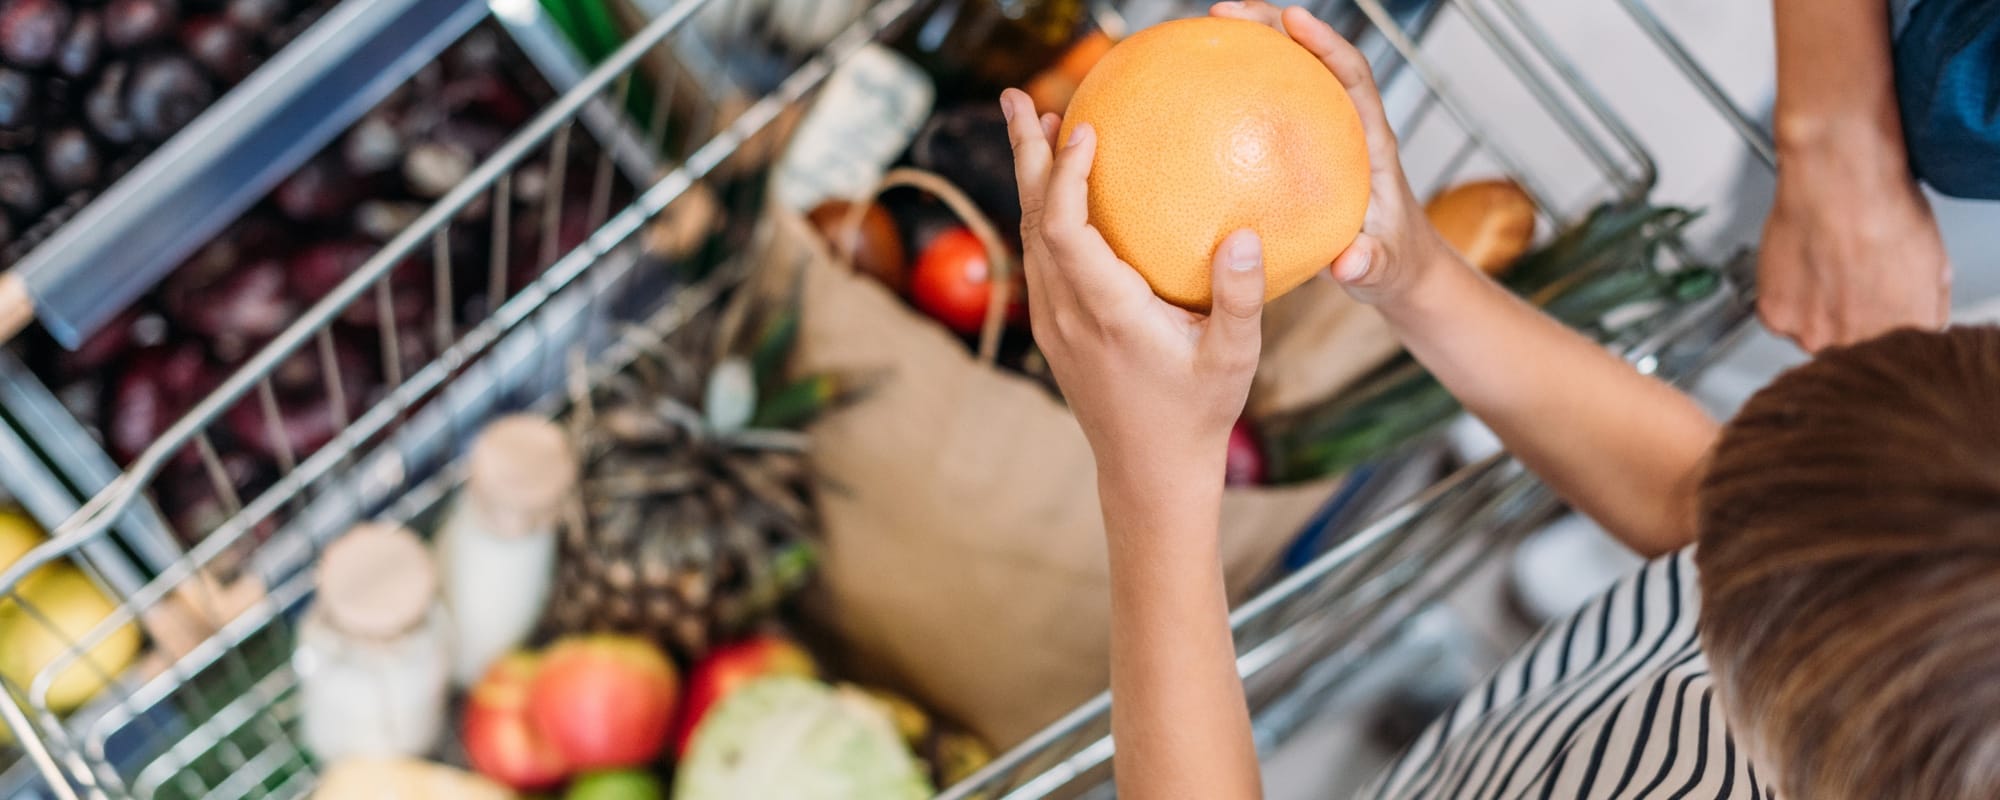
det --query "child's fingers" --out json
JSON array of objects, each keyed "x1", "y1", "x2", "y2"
[
  {"x1": 1042, "y1": 123, "x2": 1096, "y2": 237},
  {"x1": 1331, "y1": 233, "x2": 1385, "y2": 288},
  {"x1": 1040, "y1": 124, "x2": 1154, "y2": 312},
  {"x1": 1281, "y1": 7, "x2": 1400, "y2": 166},
  {"x1": 1003, "y1": 89, "x2": 1066, "y2": 316},
  {"x1": 1200, "y1": 230, "x2": 1267, "y2": 374},
  {"x1": 1041, "y1": 113, "x2": 1061, "y2": 147},
  {"x1": 1002, "y1": 89, "x2": 1054, "y2": 224},
  {"x1": 1210, "y1": 0, "x2": 1284, "y2": 27}
]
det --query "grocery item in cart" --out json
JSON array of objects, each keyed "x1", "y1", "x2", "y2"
[
  {"x1": 437, "y1": 414, "x2": 581, "y2": 687},
  {"x1": 771, "y1": 44, "x2": 933, "y2": 213},
  {"x1": 462, "y1": 652, "x2": 569, "y2": 791},
  {"x1": 1424, "y1": 178, "x2": 1538, "y2": 276},
  {"x1": 567, "y1": 770, "x2": 665, "y2": 800},
  {"x1": 297, "y1": 522, "x2": 450, "y2": 762},
  {"x1": 805, "y1": 200, "x2": 907, "y2": 292},
  {"x1": 894, "y1": 0, "x2": 1090, "y2": 98},
  {"x1": 0, "y1": 0, "x2": 335, "y2": 266},
  {"x1": 670, "y1": 634, "x2": 816, "y2": 758},
  {"x1": 1057, "y1": 16, "x2": 1370, "y2": 311},
  {"x1": 0, "y1": 508, "x2": 139, "y2": 713},
  {"x1": 525, "y1": 634, "x2": 679, "y2": 772},
  {"x1": 545, "y1": 277, "x2": 842, "y2": 661},
  {"x1": 674, "y1": 676, "x2": 931, "y2": 800},
  {"x1": 1024, "y1": 29, "x2": 1115, "y2": 114},
  {"x1": 13, "y1": 26, "x2": 617, "y2": 549},
  {"x1": 315, "y1": 756, "x2": 513, "y2": 800},
  {"x1": 692, "y1": 0, "x2": 869, "y2": 53}
]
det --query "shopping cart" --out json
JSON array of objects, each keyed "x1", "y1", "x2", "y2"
[{"x1": 0, "y1": 0, "x2": 1774, "y2": 797}]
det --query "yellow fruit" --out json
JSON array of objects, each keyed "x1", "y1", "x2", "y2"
[
  {"x1": 932, "y1": 730, "x2": 995, "y2": 787},
  {"x1": 315, "y1": 757, "x2": 514, "y2": 800},
  {"x1": 0, "y1": 507, "x2": 46, "y2": 575},
  {"x1": 1059, "y1": 17, "x2": 1370, "y2": 311},
  {"x1": 0, "y1": 566, "x2": 141, "y2": 712},
  {"x1": 856, "y1": 686, "x2": 933, "y2": 747}
]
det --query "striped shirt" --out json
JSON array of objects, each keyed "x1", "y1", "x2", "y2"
[{"x1": 1365, "y1": 550, "x2": 1775, "y2": 799}]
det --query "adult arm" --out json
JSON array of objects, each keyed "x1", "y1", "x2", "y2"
[{"x1": 1758, "y1": 0, "x2": 1949, "y2": 350}]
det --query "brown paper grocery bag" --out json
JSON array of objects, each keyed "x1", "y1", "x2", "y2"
[
  {"x1": 770, "y1": 184, "x2": 1400, "y2": 747},
  {"x1": 1254, "y1": 273, "x2": 1400, "y2": 418}
]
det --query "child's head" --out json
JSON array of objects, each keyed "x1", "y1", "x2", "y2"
[{"x1": 1695, "y1": 326, "x2": 2000, "y2": 798}]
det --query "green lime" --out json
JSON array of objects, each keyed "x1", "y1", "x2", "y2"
[{"x1": 565, "y1": 770, "x2": 665, "y2": 800}]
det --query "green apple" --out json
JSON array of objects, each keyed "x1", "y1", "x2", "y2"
[{"x1": 565, "y1": 770, "x2": 664, "y2": 800}]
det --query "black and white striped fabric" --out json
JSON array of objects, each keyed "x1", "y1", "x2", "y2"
[{"x1": 1365, "y1": 550, "x2": 1777, "y2": 799}]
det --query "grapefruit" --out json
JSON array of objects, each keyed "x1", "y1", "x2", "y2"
[{"x1": 1058, "y1": 17, "x2": 1370, "y2": 311}]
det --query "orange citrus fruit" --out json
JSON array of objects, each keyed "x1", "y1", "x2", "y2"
[{"x1": 1058, "y1": 17, "x2": 1370, "y2": 311}]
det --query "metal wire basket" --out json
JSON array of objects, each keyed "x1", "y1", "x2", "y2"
[{"x1": 0, "y1": 0, "x2": 1772, "y2": 798}]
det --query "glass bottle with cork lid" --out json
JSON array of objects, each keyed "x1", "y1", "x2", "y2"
[
  {"x1": 296, "y1": 522, "x2": 450, "y2": 762},
  {"x1": 435, "y1": 414, "x2": 579, "y2": 687}
]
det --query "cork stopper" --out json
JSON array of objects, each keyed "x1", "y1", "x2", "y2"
[
  {"x1": 464, "y1": 415, "x2": 580, "y2": 538},
  {"x1": 0, "y1": 272, "x2": 35, "y2": 345},
  {"x1": 316, "y1": 522, "x2": 436, "y2": 640}
]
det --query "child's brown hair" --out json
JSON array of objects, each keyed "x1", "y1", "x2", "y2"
[{"x1": 1697, "y1": 326, "x2": 2000, "y2": 798}]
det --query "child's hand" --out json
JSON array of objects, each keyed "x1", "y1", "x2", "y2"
[
  {"x1": 1000, "y1": 89, "x2": 1265, "y2": 488},
  {"x1": 1210, "y1": 1, "x2": 1457, "y2": 308}
]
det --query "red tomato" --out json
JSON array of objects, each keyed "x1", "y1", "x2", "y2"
[{"x1": 909, "y1": 227, "x2": 1025, "y2": 335}]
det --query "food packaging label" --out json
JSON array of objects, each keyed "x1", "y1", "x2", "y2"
[{"x1": 774, "y1": 44, "x2": 936, "y2": 212}]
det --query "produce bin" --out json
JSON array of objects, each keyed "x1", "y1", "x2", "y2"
[
  {"x1": 0, "y1": 0, "x2": 1773, "y2": 798},
  {"x1": 0, "y1": 0, "x2": 493, "y2": 348}
]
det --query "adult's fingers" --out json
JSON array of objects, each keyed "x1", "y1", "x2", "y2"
[
  {"x1": 1281, "y1": 7, "x2": 1399, "y2": 168},
  {"x1": 1201, "y1": 229, "x2": 1267, "y2": 373},
  {"x1": 1937, "y1": 264, "x2": 1954, "y2": 328}
]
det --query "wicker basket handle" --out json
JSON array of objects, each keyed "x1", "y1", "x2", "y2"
[{"x1": 825, "y1": 167, "x2": 1017, "y2": 365}]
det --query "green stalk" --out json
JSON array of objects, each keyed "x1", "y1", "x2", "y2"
[{"x1": 1261, "y1": 202, "x2": 1720, "y2": 483}]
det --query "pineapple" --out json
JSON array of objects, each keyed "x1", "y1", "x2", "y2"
[{"x1": 543, "y1": 266, "x2": 851, "y2": 659}]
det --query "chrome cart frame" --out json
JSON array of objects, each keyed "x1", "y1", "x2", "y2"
[{"x1": 0, "y1": 0, "x2": 1774, "y2": 797}]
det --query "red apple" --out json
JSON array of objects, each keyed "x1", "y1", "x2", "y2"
[
  {"x1": 670, "y1": 635, "x2": 816, "y2": 758},
  {"x1": 462, "y1": 653, "x2": 569, "y2": 791},
  {"x1": 526, "y1": 635, "x2": 679, "y2": 771}
]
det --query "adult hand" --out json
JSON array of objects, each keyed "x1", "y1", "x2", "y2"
[
  {"x1": 1209, "y1": 1, "x2": 1457, "y2": 308},
  {"x1": 1758, "y1": 136, "x2": 1951, "y2": 351},
  {"x1": 1000, "y1": 89, "x2": 1265, "y2": 487}
]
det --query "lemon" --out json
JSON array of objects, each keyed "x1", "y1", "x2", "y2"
[
  {"x1": 0, "y1": 507, "x2": 47, "y2": 575},
  {"x1": 0, "y1": 510, "x2": 141, "y2": 713}
]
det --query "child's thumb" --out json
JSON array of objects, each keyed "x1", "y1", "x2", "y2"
[
  {"x1": 1204, "y1": 229, "x2": 1266, "y2": 361},
  {"x1": 1331, "y1": 234, "x2": 1389, "y2": 291}
]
